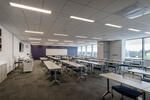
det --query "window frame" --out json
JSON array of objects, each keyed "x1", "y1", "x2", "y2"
[
  {"x1": 125, "y1": 36, "x2": 150, "y2": 60},
  {"x1": 125, "y1": 38, "x2": 143, "y2": 59}
]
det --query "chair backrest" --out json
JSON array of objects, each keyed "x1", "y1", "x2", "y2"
[
  {"x1": 123, "y1": 72, "x2": 142, "y2": 82},
  {"x1": 144, "y1": 67, "x2": 150, "y2": 71}
]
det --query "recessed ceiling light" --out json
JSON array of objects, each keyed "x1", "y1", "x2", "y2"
[
  {"x1": 128, "y1": 28, "x2": 141, "y2": 32},
  {"x1": 92, "y1": 37, "x2": 102, "y2": 40},
  {"x1": 10, "y1": 2, "x2": 52, "y2": 14},
  {"x1": 70, "y1": 16, "x2": 95, "y2": 23},
  {"x1": 29, "y1": 38, "x2": 41, "y2": 41},
  {"x1": 54, "y1": 33, "x2": 68, "y2": 36},
  {"x1": 31, "y1": 42, "x2": 40, "y2": 44},
  {"x1": 145, "y1": 32, "x2": 150, "y2": 34},
  {"x1": 64, "y1": 40, "x2": 73, "y2": 42},
  {"x1": 105, "y1": 23, "x2": 122, "y2": 28},
  {"x1": 76, "y1": 36, "x2": 87, "y2": 38},
  {"x1": 48, "y1": 39, "x2": 59, "y2": 42},
  {"x1": 25, "y1": 30, "x2": 44, "y2": 34}
]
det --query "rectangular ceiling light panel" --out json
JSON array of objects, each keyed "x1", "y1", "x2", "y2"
[
  {"x1": 70, "y1": 16, "x2": 95, "y2": 22},
  {"x1": 10, "y1": 2, "x2": 52, "y2": 14}
]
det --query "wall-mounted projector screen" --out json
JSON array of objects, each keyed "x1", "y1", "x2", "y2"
[{"x1": 46, "y1": 49, "x2": 67, "y2": 55}]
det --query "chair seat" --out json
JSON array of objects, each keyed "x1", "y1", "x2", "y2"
[
  {"x1": 142, "y1": 78, "x2": 150, "y2": 83},
  {"x1": 73, "y1": 68, "x2": 81, "y2": 72},
  {"x1": 119, "y1": 64, "x2": 129, "y2": 67},
  {"x1": 108, "y1": 65, "x2": 116, "y2": 68},
  {"x1": 94, "y1": 67, "x2": 101, "y2": 70},
  {"x1": 112, "y1": 85, "x2": 142, "y2": 99}
]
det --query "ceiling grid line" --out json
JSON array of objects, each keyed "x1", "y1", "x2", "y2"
[
  {"x1": 39, "y1": 0, "x2": 45, "y2": 31},
  {"x1": 47, "y1": 0, "x2": 70, "y2": 37},
  {"x1": 20, "y1": 0, "x2": 29, "y2": 30}
]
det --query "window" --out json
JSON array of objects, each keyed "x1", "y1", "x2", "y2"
[
  {"x1": 86, "y1": 45, "x2": 92, "y2": 56},
  {"x1": 77, "y1": 46, "x2": 82, "y2": 55},
  {"x1": 144, "y1": 38, "x2": 150, "y2": 60},
  {"x1": 77, "y1": 44, "x2": 97, "y2": 57},
  {"x1": 93, "y1": 44, "x2": 97, "y2": 57},
  {"x1": 125, "y1": 39, "x2": 142, "y2": 59},
  {"x1": 82, "y1": 46, "x2": 86, "y2": 55}
]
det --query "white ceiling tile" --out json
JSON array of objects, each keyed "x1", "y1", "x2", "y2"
[
  {"x1": 103, "y1": 0, "x2": 136, "y2": 13},
  {"x1": 69, "y1": 0, "x2": 91, "y2": 5},
  {"x1": 0, "y1": 0, "x2": 150, "y2": 44},
  {"x1": 76, "y1": 6, "x2": 99, "y2": 18},
  {"x1": 44, "y1": 0, "x2": 67, "y2": 12},
  {"x1": 61, "y1": 1, "x2": 84, "y2": 15},
  {"x1": 88, "y1": 0, "x2": 115, "y2": 10}
]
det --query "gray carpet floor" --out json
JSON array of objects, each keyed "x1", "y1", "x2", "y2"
[{"x1": 0, "y1": 60, "x2": 149, "y2": 100}]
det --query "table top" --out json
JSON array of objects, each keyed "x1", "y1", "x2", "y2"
[
  {"x1": 144, "y1": 66, "x2": 150, "y2": 69},
  {"x1": 40, "y1": 57, "x2": 48, "y2": 60},
  {"x1": 49, "y1": 56, "x2": 61, "y2": 60},
  {"x1": 77, "y1": 59, "x2": 104, "y2": 66},
  {"x1": 61, "y1": 60, "x2": 84, "y2": 68},
  {"x1": 87, "y1": 58, "x2": 100, "y2": 62},
  {"x1": 43, "y1": 61, "x2": 61, "y2": 70},
  {"x1": 100, "y1": 73, "x2": 150, "y2": 93},
  {"x1": 128, "y1": 69, "x2": 150, "y2": 76}
]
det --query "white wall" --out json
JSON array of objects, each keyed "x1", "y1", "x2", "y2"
[
  {"x1": 0, "y1": 25, "x2": 31, "y2": 73},
  {"x1": 97, "y1": 41, "x2": 110, "y2": 59},
  {"x1": 97, "y1": 40, "x2": 123, "y2": 60},
  {"x1": 109, "y1": 40, "x2": 122, "y2": 60}
]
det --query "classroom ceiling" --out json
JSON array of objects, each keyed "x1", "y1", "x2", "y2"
[{"x1": 0, "y1": 0, "x2": 150, "y2": 46}]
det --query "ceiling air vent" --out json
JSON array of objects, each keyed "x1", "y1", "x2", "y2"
[{"x1": 116, "y1": 2, "x2": 150, "y2": 19}]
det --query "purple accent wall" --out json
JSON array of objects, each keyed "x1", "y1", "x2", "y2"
[{"x1": 31, "y1": 45, "x2": 77, "y2": 59}]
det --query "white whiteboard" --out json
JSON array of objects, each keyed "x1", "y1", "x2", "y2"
[{"x1": 46, "y1": 49, "x2": 67, "y2": 55}]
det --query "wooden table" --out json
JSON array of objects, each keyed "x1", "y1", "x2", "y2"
[
  {"x1": 49, "y1": 56, "x2": 61, "y2": 61},
  {"x1": 77, "y1": 59, "x2": 105, "y2": 72},
  {"x1": 61, "y1": 60, "x2": 84, "y2": 68},
  {"x1": 87, "y1": 58, "x2": 100, "y2": 62},
  {"x1": 100, "y1": 73, "x2": 150, "y2": 100},
  {"x1": 128, "y1": 69, "x2": 150, "y2": 77},
  {"x1": 60, "y1": 60, "x2": 85, "y2": 77},
  {"x1": 43, "y1": 61, "x2": 61, "y2": 85},
  {"x1": 40, "y1": 57, "x2": 48, "y2": 61}
]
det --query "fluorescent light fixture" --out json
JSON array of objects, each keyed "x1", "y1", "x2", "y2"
[
  {"x1": 93, "y1": 37, "x2": 102, "y2": 40},
  {"x1": 116, "y1": 2, "x2": 150, "y2": 19},
  {"x1": 105, "y1": 23, "x2": 122, "y2": 28},
  {"x1": 48, "y1": 39, "x2": 59, "y2": 42},
  {"x1": 25, "y1": 30, "x2": 44, "y2": 34},
  {"x1": 128, "y1": 28, "x2": 141, "y2": 32},
  {"x1": 64, "y1": 40, "x2": 73, "y2": 43},
  {"x1": 10, "y1": 2, "x2": 51, "y2": 14},
  {"x1": 54, "y1": 33, "x2": 68, "y2": 36},
  {"x1": 31, "y1": 42, "x2": 40, "y2": 44},
  {"x1": 29, "y1": 38, "x2": 41, "y2": 40},
  {"x1": 76, "y1": 36, "x2": 87, "y2": 38},
  {"x1": 70, "y1": 16, "x2": 95, "y2": 23},
  {"x1": 145, "y1": 32, "x2": 150, "y2": 34}
]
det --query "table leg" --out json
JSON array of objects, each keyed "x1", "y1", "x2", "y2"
[
  {"x1": 102, "y1": 79, "x2": 111, "y2": 98},
  {"x1": 102, "y1": 65, "x2": 104, "y2": 73},
  {"x1": 54, "y1": 71, "x2": 57, "y2": 81},
  {"x1": 143, "y1": 92, "x2": 146, "y2": 100},
  {"x1": 49, "y1": 70, "x2": 60, "y2": 86}
]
